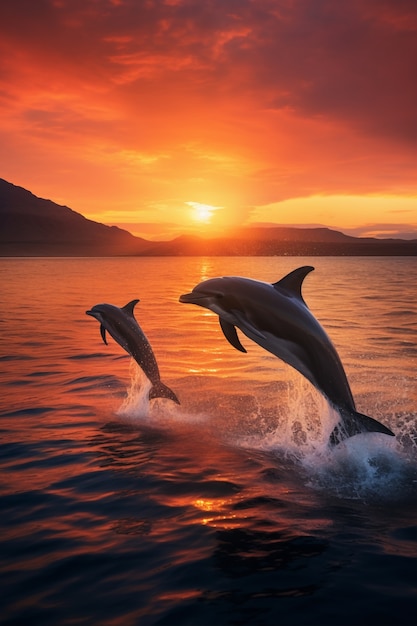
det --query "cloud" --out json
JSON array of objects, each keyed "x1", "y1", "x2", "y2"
[
  {"x1": 342, "y1": 223, "x2": 417, "y2": 240},
  {"x1": 0, "y1": 0, "x2": 415, "y2": 231},
  {"x1": 3, "y1": 1, "x2": 415, "y2": 141},
  {"x1": 253, "y1": 0, "x2": 417, "y2": 145}
]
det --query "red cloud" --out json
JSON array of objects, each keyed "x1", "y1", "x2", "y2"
[{"x1": 0, "y1": 0, "x2": 415, "y2": 232}]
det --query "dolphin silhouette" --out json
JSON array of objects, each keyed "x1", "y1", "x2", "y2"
[
  {"x1": 86, "y1": 300, "x2": 179, "y2": 404},
  {"x1": 180, "y1": 266, "x2": 394, "y2": 444}
]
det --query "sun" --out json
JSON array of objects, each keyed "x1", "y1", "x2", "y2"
[{"x1": 186, "y1": 201, "x2": 220, "y2": 224}]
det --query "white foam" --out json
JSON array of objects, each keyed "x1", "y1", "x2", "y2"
[
  {"x1": 302, "y1": 433, "x2": 414, "y2": 500},
  {"x1": 234, "y1": 377, "x2": 337, "y2": 457},
  {"x1": 116, "y1": 361, "x2": 152, "y2": 423},
  {"x1": 229, "y1": 375, "x2": 415, "y2": 500},
  {"x1": 116, "y1": 360, "x2": 209, "y2": 427}
]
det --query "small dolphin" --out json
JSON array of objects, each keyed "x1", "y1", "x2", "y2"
[
  {"x1": 86, "y1": 299, "x2": 179, "y2": 404},
  {"x1": 180, "y1": 266, "x2": 394, "y2": 444}
]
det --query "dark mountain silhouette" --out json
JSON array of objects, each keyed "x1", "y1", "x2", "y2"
[
  {"x1": 235, "y1": 226, "x2": 369, "y2": 242},
  {"x1": 142, "y1": 231, "x2": 416, "y2": 256},
  {"x1": 0, "y1": 178, "x2": 415, "y2": 256},
  {"x1": 0, "y1": 178, "x2": 152, "y2": 256}
]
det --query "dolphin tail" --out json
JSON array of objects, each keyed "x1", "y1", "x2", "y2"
[
  {"x1": 149, "y1": 381, "x2": 180, "y2": 405},
  {"x1": 329, "y1": 407, "x2": 395, "y2": 446}
]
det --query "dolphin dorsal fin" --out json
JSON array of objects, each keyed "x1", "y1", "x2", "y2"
[
  {"x1": 272, "y1": 266, "x2": 314, "y2": 305},
  {"x1": 122, "y1": 299, "x2": 140, "y2": 317}
]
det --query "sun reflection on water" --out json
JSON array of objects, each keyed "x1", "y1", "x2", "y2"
[
  {"x1": 198, "y1": 258, "x2": 215, "y2": 282},
  {"x1": 193, "y1": 497, "x2": 241, "y2": 528}
]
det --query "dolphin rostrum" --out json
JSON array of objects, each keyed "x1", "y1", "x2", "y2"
[
  {"x1": 179, "y1": 266, "x2": 394, "y2": 444},
  {"x1": 86, "y1": 299, "x2": 179, "y2": 404}
]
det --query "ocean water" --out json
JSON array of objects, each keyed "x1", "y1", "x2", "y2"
[{"x1": 1, "y1": 256, "x2": 416, "y2": 626}]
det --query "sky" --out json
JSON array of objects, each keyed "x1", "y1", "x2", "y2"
[{"x1": 0, "y1": 0, "x2": 416, "y2": 240}]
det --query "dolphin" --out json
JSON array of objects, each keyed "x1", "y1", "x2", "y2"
[
  {"x1": 179, "y1": 266, "x2": 394, "y2": 444},
  {"x1": 86, "y1": 299, "x2": 179, "y2": 404}
]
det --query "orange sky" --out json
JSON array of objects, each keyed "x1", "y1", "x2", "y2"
[{"x1": 0, "y1": 0, "x2": 416, "y2": 240}]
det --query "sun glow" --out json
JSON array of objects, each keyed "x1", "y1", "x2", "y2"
[{"x1": 186, "y1": 201, "x2": 221, "y2": 224}]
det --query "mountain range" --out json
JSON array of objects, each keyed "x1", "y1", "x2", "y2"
[{"x1": 1, "y1": 178, "x2": 415, "y2": 256}]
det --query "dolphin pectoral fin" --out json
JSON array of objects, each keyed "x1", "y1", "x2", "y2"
[
  {"x1": 272, "y1": 266, "x2": 314, "y2": 305},
  {"x1": 122, "y1": 299, "x2": 140, "y2": 317},
  {"x1": 100, "y1": 324, "x2": 108, "y2": 345},
  {"x1": 329, "y1": 407, "x2": 395, "y2": 445},
  {"x1": 149, "y1": 381, "x2": 180, "y2": 404},
  {"x1": 219, "y1": 318, "x2": 247, "y2": 353}
]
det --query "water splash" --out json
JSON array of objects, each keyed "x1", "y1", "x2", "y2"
[
  {"x1": 302, "y1": 434, "x2": 416, "y2": 501},
  {"x1": 230, "y1": 375, "x2": 416, "y2": 501},
  {"x1": 116, "y1": 360, "x2": 201, "y2": 426},
  {"x1": 233, "y1": 376, "x2": 337, "y2": 458},
  {"x1": 116, "y1": 360, "x2": 416, "y2": 501},
  {"x1": 117, "y1": 361, "x2": 152, "y2": 422}
]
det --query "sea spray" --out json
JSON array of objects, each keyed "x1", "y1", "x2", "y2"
[
  {"x1": 269, "y1": 380, "x2": 415, "y2": 501},
  {"x1": 229, "y1": 373, "x2": 415, "y2": 500},
  {"x1": 116, "y1": 359, "x2": 191, "y2": 426},
  {"x1": 115, "y1": 358, "x2": 415, "y2": 501},
  {"x1": 302, "y1": 434, "x2": 414, "y2": 501},
  {"x1": 234, "y1": 374, "x2": 338, "y2": 458},
  {"x1": 117, "y1": 360, "x2": 152, "y2": 422}
]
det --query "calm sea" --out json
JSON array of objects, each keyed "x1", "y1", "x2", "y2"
[{"x1": 1, "y1": 256, "x2": 416, "y2": 626}]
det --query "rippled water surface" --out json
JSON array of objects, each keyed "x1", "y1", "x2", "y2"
[{"x1": 1, "y1": 256, "x2": 416, "y2": 625}]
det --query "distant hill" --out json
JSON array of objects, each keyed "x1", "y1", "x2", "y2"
[
  {"x1": 0, "y1": 178, "x2": 152, "y2": 256},
  {"x1": 234, "y1": 226, "x2": 371, "y2": 243},
  {"x1": 142, "y1": 231, "x2": 417, "y2": 256},
  {"x1": 0, "y1": 178, "x2": 416, "y2": 256}
]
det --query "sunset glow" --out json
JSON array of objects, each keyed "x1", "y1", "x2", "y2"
[
  {"x1": 187, "y1": 202, "x2": 221, "y2": 225},
  {"x1": 0, "y1": 1, "x2": 416, "y2": 240}
]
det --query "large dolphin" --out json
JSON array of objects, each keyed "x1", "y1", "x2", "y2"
[
  {"x1": 179, "y1": 266, "x2": 394, "y2": 444},
  {"x1": 86, "y1": 299, "x2": 179, "y2": 404}
]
